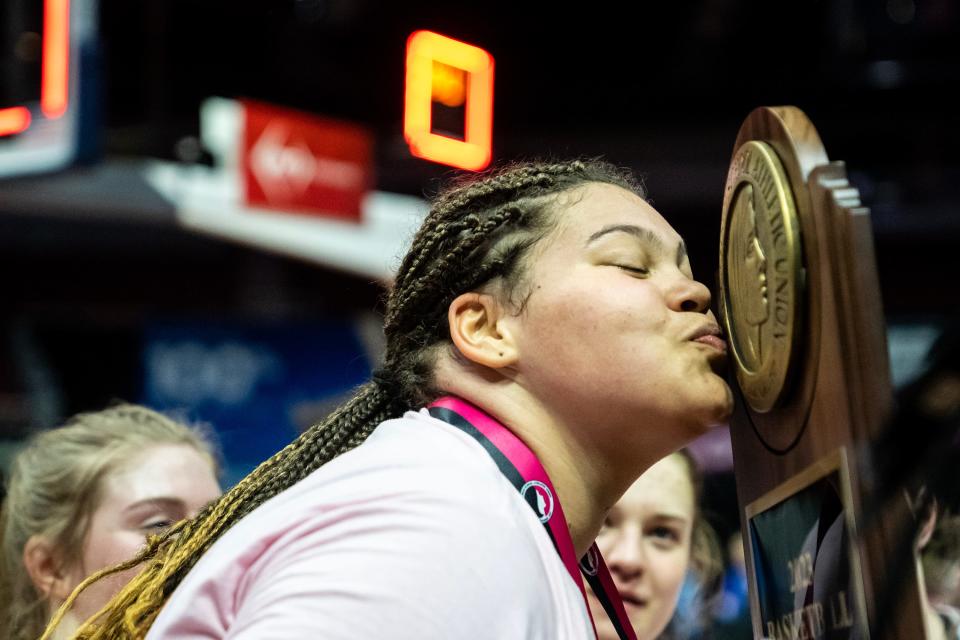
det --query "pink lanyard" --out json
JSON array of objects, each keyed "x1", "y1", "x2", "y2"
[{"x1": 428, "y1": 396, "x2": 638, "y2": 640}]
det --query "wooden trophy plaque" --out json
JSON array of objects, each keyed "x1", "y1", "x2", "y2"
[{"x1": 717, "y1": 106, "x2": 926, "y2": 640}]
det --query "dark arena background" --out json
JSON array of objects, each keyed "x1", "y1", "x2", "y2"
[{"x1": 1, "y1": 3, "x2": 958, "y2": 637}]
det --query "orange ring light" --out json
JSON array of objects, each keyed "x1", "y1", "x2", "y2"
[
  {"x1": 0, "y1": 0, "x2": 70, "y2": 137},
  {"x1": 0, "y1": 107, "x2": 32, "y2": 137},
  {"x1": 0, "y1": 0, "x2": 69, "y2": 137},
  {"x1": 41, "y1": 0, "x2": 71, "y2": 118},
  {"x1": 404, "y1": 30, "x2": 494, "y2": 171}
]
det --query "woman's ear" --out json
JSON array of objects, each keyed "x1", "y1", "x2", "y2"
[
  {"x1": 23, "y1": 534, "x2": 74, "y2": 602},
  {"x1": 447, "y1": 292, "x2": 519, "y2": 369}
]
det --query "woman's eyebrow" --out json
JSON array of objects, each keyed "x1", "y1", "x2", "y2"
[
  {"x1": 650, "y1": 513, "x2": 690, "y2": 525},
  {"x1": 586, "y1": 224, "x2": 688, "y2": 266},
  {"x1": 122, "y1": 497, "x2": 186, "y2": 514}
]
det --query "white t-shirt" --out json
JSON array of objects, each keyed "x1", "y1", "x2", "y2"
[{"x1": 147, "y1": 409, "x2": 596, "y2": 639}]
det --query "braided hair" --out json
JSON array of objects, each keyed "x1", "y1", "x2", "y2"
[{"x1": 50, "y1": 159, "x2": 644, "y2": 639}]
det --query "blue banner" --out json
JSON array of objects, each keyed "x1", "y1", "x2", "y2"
[{"x1": 142, "y1": 318, "x2": 373, "y2": 486}]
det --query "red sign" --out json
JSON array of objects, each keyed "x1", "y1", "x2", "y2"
[{"x1": 241, "y1": 100, "x2": 373, "y2": 222}]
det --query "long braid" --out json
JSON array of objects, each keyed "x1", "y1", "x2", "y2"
[
  {"x1": 52, "y1": 159, "x2": 643, "y2": 639},
  {"x1": 393, "y1": 162, "x2": 584, "y2": 291}
]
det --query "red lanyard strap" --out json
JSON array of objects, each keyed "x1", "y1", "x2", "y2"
[{"x1": 428, "y1": 396, "x2": 637, "y2": 640}]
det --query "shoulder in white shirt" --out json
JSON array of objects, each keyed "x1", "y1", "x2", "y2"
[{"x1": 147, "y1": 409, "x2": 596, "y2": 639}]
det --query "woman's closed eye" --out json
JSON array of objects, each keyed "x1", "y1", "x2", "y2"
[{"x1": 612, "y1": 264, "x2": 650, "y2": 276}]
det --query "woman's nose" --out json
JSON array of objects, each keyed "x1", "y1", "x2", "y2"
[
  {"x1": 669, "y1": 273, "x2": 712, "y2": 314},
  {"x1": 606, "y1": 530, "x2": 646, "y2": 580}
]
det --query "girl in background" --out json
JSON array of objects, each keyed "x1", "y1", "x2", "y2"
[
  {"x1": 589, "y1": 451, "x2": 722, "y2": 640},
  {"x1": 1, "y1": 404, "x2": 221, "y2": 640}
]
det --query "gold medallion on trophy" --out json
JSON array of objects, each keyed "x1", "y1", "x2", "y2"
[{"x1": 719, "y1": 141, "x2": 804, "y2": 413}]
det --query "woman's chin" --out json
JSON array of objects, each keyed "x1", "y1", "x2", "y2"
[{"x1": 691, "y1": 378, "x2": 735, "y2": 431}]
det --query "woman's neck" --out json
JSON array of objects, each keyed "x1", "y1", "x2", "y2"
[{"x1": 451, "y1": 387, "x2": 648, "y2": 557}]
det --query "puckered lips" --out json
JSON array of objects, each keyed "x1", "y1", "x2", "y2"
[{"x1": 688, "y1": 323, "x2": 728, "y2": 373}]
